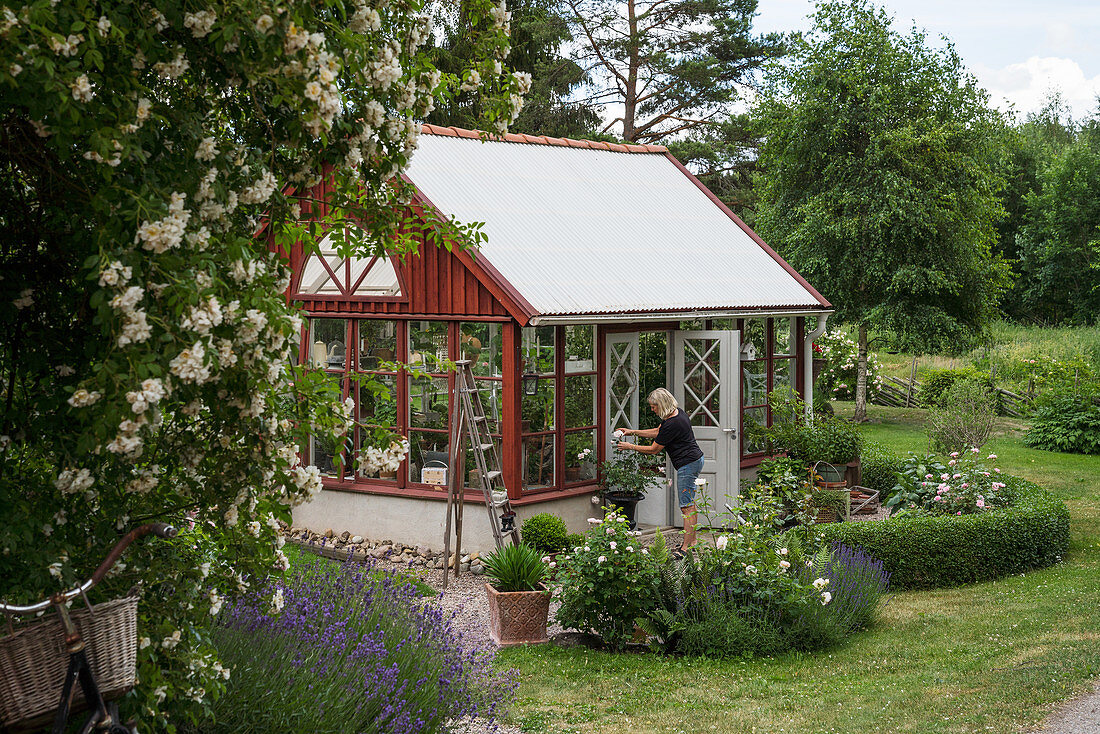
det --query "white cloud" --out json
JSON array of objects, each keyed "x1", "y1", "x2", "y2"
[{"x1": 975, "y1": 56, "x2": 1100, "y2": 122}]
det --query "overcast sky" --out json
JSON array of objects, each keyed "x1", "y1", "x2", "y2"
[{"x1": 753, "y1": 0, "x2": 1100, "y2": 122}]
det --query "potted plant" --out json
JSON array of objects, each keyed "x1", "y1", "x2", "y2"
[
  {"x1": 598, "y1": 448, "x2": 661, "y2": 530},
  {"x1": 481, "y1": 543, "x2": 551, "y2": 646},
  {"x1": 762, "y1": 389, "x2": 862, "y2": 483}
]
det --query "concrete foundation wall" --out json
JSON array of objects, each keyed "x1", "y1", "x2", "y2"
[{"x1": 292, "y1": 489, "x2": 602, "y2": 554}]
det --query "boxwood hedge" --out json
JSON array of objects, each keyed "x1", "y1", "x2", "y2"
[{"x1": 821, "y1": 477, "x2": 1068, "y2": 590}]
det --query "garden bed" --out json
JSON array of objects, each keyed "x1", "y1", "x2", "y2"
[{"x1": 822, "y1": 476, "x2": 1069, "y2": 589}]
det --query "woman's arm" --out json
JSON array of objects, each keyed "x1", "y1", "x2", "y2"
[
  {"x1": 617, "y1": 441, "x2": 665, "y2": 455},
  {"x1": 620, "y1": 426, "x2": 660, "y2": 439}
]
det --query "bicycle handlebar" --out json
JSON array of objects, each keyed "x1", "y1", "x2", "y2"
[{"x1": 0, "y1": 522, "x2": 177, "y2": 616}]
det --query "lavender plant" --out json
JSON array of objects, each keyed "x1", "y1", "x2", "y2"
[
  {"x1": 799, "y1": 543, "x2": 890, "y2": 634},
  {"x1": 197, "y1": 554, "x2": 517, "y2": 734}
]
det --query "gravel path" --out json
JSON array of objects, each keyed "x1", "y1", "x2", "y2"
[{"x1": 1027, "y1": 681, "x2": 1100, "y2": 734}]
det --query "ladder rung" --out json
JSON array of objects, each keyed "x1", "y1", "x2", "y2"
[
  {"x1": 477, "y1": 443, "x2": 494, "y2": 451},
  {"x1": 486, "y1": 470, "x2": 502, "y2": 481}
]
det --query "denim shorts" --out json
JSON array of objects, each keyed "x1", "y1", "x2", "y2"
[{"x1": 675, "y1": 456, "x2": 704, "y2": 509}]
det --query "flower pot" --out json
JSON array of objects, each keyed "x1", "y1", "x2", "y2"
[
  {"x1": 603, "y1": 492, "x2": 642, "y2": 530},
  {"x1": 485, "y1": 583, "x2": 551, "y2": 647},
  {"x1": 813, "y1": 507, "x2": 837, "y2": 524}
]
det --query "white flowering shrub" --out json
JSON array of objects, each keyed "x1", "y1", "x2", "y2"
[
  {"x1": 0, "y1": 0, "x2": 516, "y2": 728},
  {"x1": 814, "y1": 329, "x2": 883, "y2": 401}
]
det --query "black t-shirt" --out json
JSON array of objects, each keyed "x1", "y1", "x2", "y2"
[{"x1": 655, "y1": 409, "x2": 704, "y2": 469}]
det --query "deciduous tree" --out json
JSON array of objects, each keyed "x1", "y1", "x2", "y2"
[{"x1": 754, "y1": 0, "x2": 1010, "y2": 421}]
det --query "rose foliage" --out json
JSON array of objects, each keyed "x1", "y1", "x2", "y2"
[{"x1": 0, "y1": 0, "x2": 520, "y2": 728}]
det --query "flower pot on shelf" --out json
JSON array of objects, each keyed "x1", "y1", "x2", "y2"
[
  {"x1": 485, "y1": 583, "x2": 551, "y2": 647},
  {"x1": 603, "y1": 492, "x2": 642, "y2": 530}
]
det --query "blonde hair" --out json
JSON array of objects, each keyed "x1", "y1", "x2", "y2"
[{"x1": 647, "y1": 388, "x2": 679, "y2": 420}]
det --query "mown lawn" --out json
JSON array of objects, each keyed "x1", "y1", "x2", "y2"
[{"x1": 498, "y1": 403, "x2": 1100, "y2": 734}]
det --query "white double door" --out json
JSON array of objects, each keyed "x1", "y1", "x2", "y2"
[{"x1": 604, "y1": 330, "x2": 741, "y2": 528}]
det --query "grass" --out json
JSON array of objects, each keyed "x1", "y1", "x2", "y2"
[{"x1": 498, "y1": 402, "x2": 1100, "y2": 734}]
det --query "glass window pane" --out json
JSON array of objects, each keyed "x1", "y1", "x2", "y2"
[
  {"x1": 774, "y1": 358, "x2": 794, "y2": 393},
  {"x1": 564, "y1": 430, "x2": 597, "y2": 483},
  {"x1": 743, "y1": 406, "x2": 768, "y2": 454},
  {"x1": 409, "y1": 375, "x2": 449, "y2": 430},
  {"x1": 521, "y1": 326, "x2": 556, "y2": 376},
  {"x1": 710, "y1": 318, "x2": 737, "y2": 330},
  {"x1": 409, "y1": 320, "x2": 449, "y2": 371},
  {"x1": 742, "y1": 318, "x2": 766, "y2": 361},
  {"x1": 460, "y1": 322, "x2": 503, "y2": 377},
  {"x1": 564, "y1": 374, "x2": 596, "y2": 429},
  {"x1": 357, "y1": 374, "x2": 397, "y2": 428},
  {"x1": 774, "y1": 317, "x2": 795, "y2": 357},
  {"x1": 310, "y1": 434, "x2": 344, "y2": 477},
  {"x1": 409, "y1": 432, "x2": 450, "y2": 485},
  {"x1": 742, "y1": 360, "x2": 768, "y2": 407},
  {"x1": 564, "y1": 325, "x2": 595, "y2": 373},
  {"x1": 473, "y1": 378, "x2": 503, "y2": 431},
  {"x1": 310, "y1": 318, "x2": 347, "y2": 370},
  {"x1": 523, "y1": 435, "x2": 555, "y2": 490},
  {"x1": 358, "y1": 320, "x2": 398, "y2": 370},
  {"x1": 521, "y1": 378, "x2": 555, "y2": 432}
]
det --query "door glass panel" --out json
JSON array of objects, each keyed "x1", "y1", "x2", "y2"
[
  {"x1": 683, "y1": 338, "x2": 720, "y2": 427},
  {"x1": 608, "y1": 340, "x2": 638, "y2": 430}
]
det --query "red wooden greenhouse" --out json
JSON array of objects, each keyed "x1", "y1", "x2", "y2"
[{"x1": 283, "y1": 124, "x2": 832, "y2": 551}]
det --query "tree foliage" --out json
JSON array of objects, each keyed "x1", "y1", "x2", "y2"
[
  {"x1": 0, "y1": 0, "x2": 515, "y2": 727},
  {"x1": 753, "y1": 0, "x2": 1010, "y2": 419},
  {"x1": 565, "y1": 0, "x2": 783, "y2": 143},
  {"x1": 1015, "y1": 115, "x2": 1100, "y2": 325}
]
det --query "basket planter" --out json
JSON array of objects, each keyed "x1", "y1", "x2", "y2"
[
  {"x1": 0, "y1": 596, "x2": 137, "y2": 730},
  {"x1": 485, "y1": 583, "x2": 551, "y2": 647}
]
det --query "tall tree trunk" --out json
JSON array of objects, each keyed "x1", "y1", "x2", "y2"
[
  {"x1": 854, "y1": 323, "x2": 869, "y2": 422},
  {"x1": 623, "y1": 0, "x2": 638, "y2": 141}
]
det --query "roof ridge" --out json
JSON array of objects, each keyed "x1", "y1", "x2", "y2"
[{"x1": 419, "y1": 123, "x2": 668, "y2": 154}]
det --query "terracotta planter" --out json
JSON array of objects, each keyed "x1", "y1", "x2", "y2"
[{"x1": 485, "y1": 583, "x2": 551, "y2": 647}]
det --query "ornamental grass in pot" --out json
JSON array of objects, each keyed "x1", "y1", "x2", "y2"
[{"x1": 481, "y1": 543, "x2": 551, "y2": 646}]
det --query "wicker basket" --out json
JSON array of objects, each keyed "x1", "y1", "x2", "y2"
[{"x1": 0, "y1": 596, "x2": 138, "y2": 729}]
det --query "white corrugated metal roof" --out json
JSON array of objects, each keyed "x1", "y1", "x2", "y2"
[{"x1": 404, "y1": 132, "x2": 826, "y2": 318}]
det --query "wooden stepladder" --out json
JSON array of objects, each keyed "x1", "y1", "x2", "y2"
[{"x1": 441, "y1": 360, "x2": 519, "y2": 589}]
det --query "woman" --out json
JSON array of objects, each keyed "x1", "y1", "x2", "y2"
[{"x1": 617, "y1": 387, "x2": 704, "y2": 555}]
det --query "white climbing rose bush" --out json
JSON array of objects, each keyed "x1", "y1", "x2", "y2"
[{"x1": 0, "y1": 0, "x2": 517, "y2": 728}]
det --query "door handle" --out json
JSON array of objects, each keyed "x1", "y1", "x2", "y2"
[{"x1": 723, "y1": 428, "x2": 737, "y2": 438}]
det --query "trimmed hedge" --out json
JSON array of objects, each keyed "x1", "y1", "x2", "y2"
[
  {"x1": 859, "y1": 440, "x2": 904, "y2": 500},
  {"x1": 821, "y1": 477, "x2": 1069, "y2": 590},
  {"x1": 920, "y1": 367, "x2": 994, "y2": 408}
]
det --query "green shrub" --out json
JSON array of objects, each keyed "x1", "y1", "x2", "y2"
[
  {"x1": 920, "y1": 367, "x2": 994, "y2": 407},
  {"x1": 481, "y1": 543, "x2": 547, "y2": 592},
  {"x1": 859, "y1": 441, "x2": 903, "y2": 499},
  {"x1": 822, "y1": 477, "x2": 1069, "y2": 589},
  {"x1": 926, "y1": 379, "x2": 998, "y2": 453},
  {"x1": 521, "y1": 513, "x2": 570, "y2": 553},
  {"x1": 1024, "y1": 393, "x2": 1100, "y2": 455},
  {"x1": 678, "y1": 605, "x2": 790, "y2": 659},
  {"x1": 763, "y1": 389, "x2": 863, "y2": 465},
  {"x1": 565, "y1": 532, "x2": 584, "y2": 550}
]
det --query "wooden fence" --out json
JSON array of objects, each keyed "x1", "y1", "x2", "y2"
[{"x1": 871, "y1": 376, "x2": 1033, "y2": 418}]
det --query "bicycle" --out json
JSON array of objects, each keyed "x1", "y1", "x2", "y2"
[{"x1": 0, "y1": 522, "x2": 177, "y2": 734}]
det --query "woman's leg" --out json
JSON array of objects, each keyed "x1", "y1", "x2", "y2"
[
  {"x1": 675, "y1": 457, "x2": 705, "y2": 549},
  {"x1": 681, "y1": 504, "x2": 697, "y2": 548}
]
